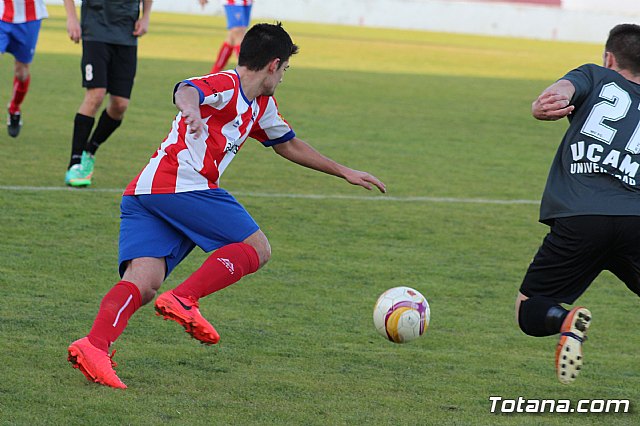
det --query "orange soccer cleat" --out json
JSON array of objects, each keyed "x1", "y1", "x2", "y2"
[
  {"x1": 556, "y1": 307, "x2": 592, "y2": 384},
  {"x1": 67, "y1": 337, "x2": 127, "y2": 389},
  {"x1": 154, "y1": 290, "x2": 220, "y2": 345}
]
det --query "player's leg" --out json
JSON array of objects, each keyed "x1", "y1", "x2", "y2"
[
  {"x1": 152, "y1": 189, "x2": 265, "y2": 344},
  {"x1": 516, "y1": 216, "x2": 609, "y2": 383},
  {"x1": 172, "y1": 229, "x2": 267, "y2": 299},
  {"x1": 68, "y1": 194, "x2": 188, "y2": 388},
  {"x1": 68, "y1": 257, "x2": 165, "y2": 389},
  {"x1": 65, "y1": 87, "x2": 105, "y2": 186},
  {"x1": 229, "y1": 26, "x2": 246, "y2": 58},
  {"x1": 79, "y1": 45, "x2": 136, "y2": 184},
  {"x1": 5, "y1": 19, "x2": 42, "y2": 137},
  {"x1": 211, "y1": 5, "x2": 246, "y2": 73},
  {"x1": 211, "y1": 36, "x2": 234, "y2": 73},
  {"x1": 85, "y1": 43, "x2": 135, "y2": 156},
  {"x1": 607, "y1": 216, "x2": 640, "y2": 296},
  {"x1": 66, "y1": 41, "x2": 109, "y2": 186},
  {"x1": 84, "y1": 95, "x2": 128, "y2": 157},
  {"x1": 155, "y1": 232, "x2": 263, "y2": 344},
  {"x1": 229, "y1": 5, "x2": 251, "y2": 58},
  {"x1": 6, "y1": 61, "x2": 28, "y2": 137}
]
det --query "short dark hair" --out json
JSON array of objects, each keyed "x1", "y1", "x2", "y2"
[
  {"x1": 606, "y1": 24, "x2": 640, "y2": 75},
  {"x1": 238, "y1": 22, "x2": 299, "y2": 71}
]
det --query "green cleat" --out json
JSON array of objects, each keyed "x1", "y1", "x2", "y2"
[
  {"x1": 65, "y1": 164, "x2": 90, "y2": 187},
  {"x1": 64, "y1": 152, "x2": 95, "y2": 187},
  {"x1": 80, "y1": 151, "x2": 95, "y2": 178}
]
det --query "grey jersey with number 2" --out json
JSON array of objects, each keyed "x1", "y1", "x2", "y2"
[{"x1": 540, "y1": 63, "x2": 640, "y2": 224}]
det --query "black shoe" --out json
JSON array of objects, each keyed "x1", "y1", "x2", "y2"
[{"x1": 7, "y1": 110, "x2": 22, "y2": 137}]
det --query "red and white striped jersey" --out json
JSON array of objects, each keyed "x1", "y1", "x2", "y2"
[
  {"x1": 0, "y1": 0, "x2": 47, "y2": 23},
  {"x1": 222, "y1": 0, "x2": 253, "y2": 6},
  {"x1": 124, "y1": 71, "x2": 295, "y2": 195}
]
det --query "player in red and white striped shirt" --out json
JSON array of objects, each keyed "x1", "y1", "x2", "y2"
[
  {"x1": 68, "y1": 23, "x2": 386, "y2": 389},
  {"x1": 0, "y1": 0, "x2": 48, "y2": 137},
  {"x1": 123, "y1": 69, "x2": 293, "y2": 195},
  {"x1": 199, "y1": 0, "x2": 254, "y2": 73}
]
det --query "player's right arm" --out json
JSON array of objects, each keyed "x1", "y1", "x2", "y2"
[
  {"x1": 63, "y1": 0, "x2": 81, "y2": 43},
  {"x1": 174, "y1": 83, "x2": 204, "y2": 138},
  {"x1": 532, "y1": 79, "x2": 576, "y2": 121}
]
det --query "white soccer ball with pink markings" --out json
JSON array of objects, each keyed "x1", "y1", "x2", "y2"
[{"x1": 373, "y1": 286, "x2": 430, "y2": 343}]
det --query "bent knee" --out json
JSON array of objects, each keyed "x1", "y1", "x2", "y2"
[
  {"x1": 108, "y1": 97, "x2": 129, "y2": 118},
  {"x1": 14, "y1": 62, "x2": 29, "y2": 81},
  {"x1": 138, "y1": 285, "x2": 160, "y2": 304},
  {"x1": 515, "y1": 293, "x2": 528, "y2": 323},
  {"x1": 257, "y1": 241, "x2": 271, "y2": 267},
  {"x1": 250, "y1": 238, "x2": 271, "y2": 268},
  {"x1": 121, "y1": 257, "x2": 166, "y2": 304},
  {"x1": 243, "y1": 230, "x2": 271, "y2": 269}
]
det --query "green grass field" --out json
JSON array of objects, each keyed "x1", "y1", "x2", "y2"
[{"x1": 1, "y1": 6, "x2": 638, "y2": 425}]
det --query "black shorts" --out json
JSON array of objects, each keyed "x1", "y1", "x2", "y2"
[
  {"x1": 81, "y1": 40, "x2": 137, "y2": 98},
  {"x1": 520, "y1": 215, "x2": 640, "y2": 304}
]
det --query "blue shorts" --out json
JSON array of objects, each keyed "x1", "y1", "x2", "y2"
[
  {"x1": 0, "y1": 19, "x2": 42, "y2": 63},
  {"x1": 119, "y1": 189, "x2": 259, "y2": 278},
  {"x1": 224, "y1": 5, "x2": 252, "y2": 29}
]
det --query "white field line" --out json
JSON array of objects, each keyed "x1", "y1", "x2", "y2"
[{"x1": 0, "y1": 185, "x2": 540, "y2": 205}]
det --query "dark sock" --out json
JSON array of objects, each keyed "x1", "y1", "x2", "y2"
[
  {"x1": 69, "y1": 113, "x2": 95, "y2": 168},
  {"x1": 518, "y1": 296, "x2": 569, "y2": 337},
  {"x1": 86, "y1": 109, "x2": 122, "y2": 155}
]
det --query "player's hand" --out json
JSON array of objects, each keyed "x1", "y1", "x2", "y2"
[
  {"x1": 133, "y1": 17, "x2": 150, "y2": 37},
  {"x1": 199, "y1": 0, "x2": 209, "y2": 7},
  {"x1": 66, "y1": 18, "x2": 81, "y2": 43},
  {"x1": 344, "y1": 169, "x2": 386, "y2": 193},
  {"x1": 182, "y1": 108, "x2": 204, "y2": 139},
  {"x1": 532, "y1": 91, "x2": 574, "y2": 121}
]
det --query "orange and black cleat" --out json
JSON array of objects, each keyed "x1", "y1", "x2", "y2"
[
  {"x1": 556, "y1": 307, "x2": 591, "y2": 384},
  {"x1": 154, "y1": 290, "x2": 220, "y2": 345},
  {"x1": 68, "y1": 337, "x2": 127, "y2": 389}
]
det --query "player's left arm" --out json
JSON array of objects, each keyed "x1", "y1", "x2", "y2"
[
  {"x1": 272, "y1": 137, "x2": 386, "y2": 193},
  {"x1": 133, "y1": 0, "x2": 152, "y2": 37},
  {"x1": 532, "y1": 79, "x2": 576, "y2": 121}
]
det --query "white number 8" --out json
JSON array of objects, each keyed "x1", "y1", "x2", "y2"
[{"x1": 85, "y1": 64, "x2": 93, "y2": 82}]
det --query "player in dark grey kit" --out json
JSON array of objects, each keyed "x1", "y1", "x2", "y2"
[
  {"x1": 62, "y1": 0, "x2": 152, "y2": 187},
  {"x1": 515, "y1": 23, "x2": 640, "y2": 384}
]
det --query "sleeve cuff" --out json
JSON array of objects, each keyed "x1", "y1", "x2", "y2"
[{"x1": 262, "y1": 130, "x2": 296, "y2": 147}]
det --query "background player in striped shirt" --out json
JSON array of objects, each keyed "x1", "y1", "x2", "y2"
[
  {"x1": 0, "y1": 0, "x2": 48, "y2": 137},
  {"x1": 199, "y1": 0, "x2": 253, "y2": 73},
  {"x1": 67, "y1": 22, "x2": 386, "y2": 389}
]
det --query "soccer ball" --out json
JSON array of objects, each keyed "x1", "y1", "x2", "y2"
[{"x1": 373, "y1": 286, "x2": 430, "y2": 343}]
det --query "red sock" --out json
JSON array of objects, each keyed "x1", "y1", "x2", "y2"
[
  {"x1": 211, "y1": 42, "x2": 233, "y2": 73},
  {"x1": 173, "y1": 242, "x2": 260, "y2": 300},
  {"x1": 9, "y1": 75, "x2": 30, "y2": 114},
  {"x1": 87, "y1": 281, "x2": 142, "y2": 352},
  {"x1": 233, "y1": 44, "x2": 240, "y2": 58}
]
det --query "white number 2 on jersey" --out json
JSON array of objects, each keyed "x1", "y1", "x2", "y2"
[{"x1": 581, "y1": 82, "x2": 640, "y2": 154}]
